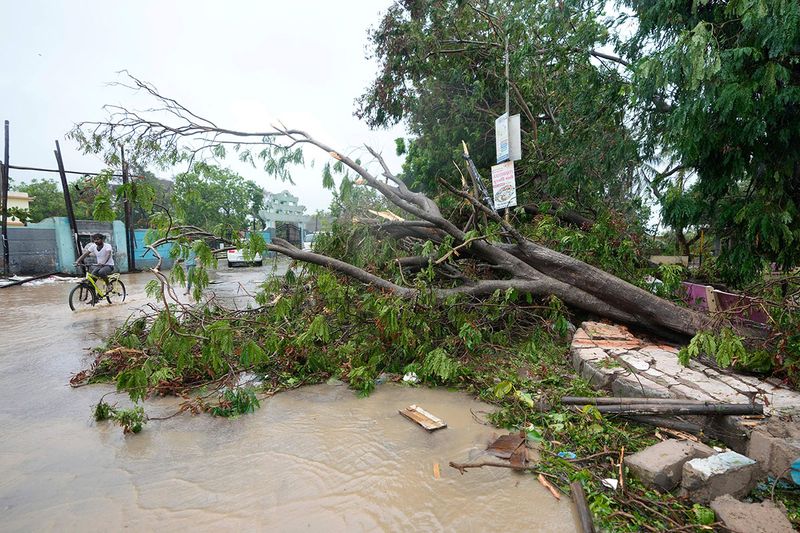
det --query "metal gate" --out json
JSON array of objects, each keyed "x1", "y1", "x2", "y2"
[{"x1": 274, "y1": 223, "x2": 301, "y2": 248}]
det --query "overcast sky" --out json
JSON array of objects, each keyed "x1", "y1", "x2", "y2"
[{"x1": 1, "y1": 0, "x2": 406, "y2": 212}]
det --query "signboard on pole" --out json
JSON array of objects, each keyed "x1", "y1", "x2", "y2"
[
  {"x1": 496, "y1": 113, "x2": 522, "y2": 163},
  {"x1": 491, "y1": 161, "x2": 517, "y2": 209},
  {"x1": 509, "y1": 114, "x2": 521, "y2": 161},
  {"x1": 495, "y1": 113, "x2": 509, "y2": 163}
]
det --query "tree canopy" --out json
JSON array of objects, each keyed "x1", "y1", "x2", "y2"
[
  {"x1": 358, "y1": 0, "x2": 800, "y2": 286},
  {"x1": 14, "y1": 179, "x2": 69, "y2": 222},
  {"x1": 622, "y1": 0, "x2": 800, "y2": 284},
  {"x1": 358, "y1": 0, "x2": 645, "y2": 225},
  {"x1": 172, "y1": 163, "x2": 265, "y2": 235}
]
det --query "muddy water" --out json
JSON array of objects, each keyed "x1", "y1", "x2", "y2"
[{"x1": 0, "y1": 268, "x2": 576, "y2": 531}]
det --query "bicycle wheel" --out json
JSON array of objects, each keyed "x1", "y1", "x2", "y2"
[
  {"x1": 105, "y1": 279, "x2": 127, "y2": 305},
  {"x1": 69, "y1": 283, "x2": 97, "y2": 311}
]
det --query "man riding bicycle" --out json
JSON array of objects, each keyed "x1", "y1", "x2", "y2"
[{"x1": 74, "y1": 233, "x2": 115, "y2": 279}]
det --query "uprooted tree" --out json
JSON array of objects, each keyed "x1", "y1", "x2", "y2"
[{"x1": 70, "y1": 75, "x2": 719, "y2": 343}]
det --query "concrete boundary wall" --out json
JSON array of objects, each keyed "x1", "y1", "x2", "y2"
[
  {"x1": 3, "y1": 218, "x2": 275, "y2": 275},
  {"x1": 2, "y1": 226, "x2": 58, "y2": 275}
]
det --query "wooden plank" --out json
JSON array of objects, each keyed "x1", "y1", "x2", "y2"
[{"x1": 399, "y1": 404, "x2": 447, "y2": 431}]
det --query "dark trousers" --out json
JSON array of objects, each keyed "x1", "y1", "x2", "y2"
[{"x1": 90, "y1": 265, "x2": 114, "y2": 278}]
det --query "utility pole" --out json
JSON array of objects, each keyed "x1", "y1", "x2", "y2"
[
  {"x1": 504, "y1": 34, "x2": 511, "y2": 224},
  {"x1": 505, "y1": 34, "x2": 510, "y2": 118},
  {"x1": 54, "y1": 141, "x2": 82, "y2": 263},
  {"x1": 120, "y1": 145, "x2": 136, "y2": 272},
  {"x1": 1, "y1": 121, "x2": 10, "y2": 277}
]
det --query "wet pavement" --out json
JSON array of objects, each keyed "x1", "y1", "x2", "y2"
[{"x1": 0, "y1": 260, "x2": 576, "y2": 531}]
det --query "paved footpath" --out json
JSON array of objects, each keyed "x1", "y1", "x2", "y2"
[{"x1": 570, "y1": 321, "x2": 800, "y2": 479}]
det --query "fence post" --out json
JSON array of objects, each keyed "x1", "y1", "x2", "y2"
[
  {"x1": 54, "y1": 141, "x2": 82, "y2": 261},
  {"x1": 1, "y1": 121, "x2": 10, "y2": 277}
]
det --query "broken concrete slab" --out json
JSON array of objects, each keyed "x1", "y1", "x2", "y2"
[
  {"x1": 617, "y1": 351, "x2": 651, "y2": 372},
  {"x1": 747, "y1": 426, "x2": 800, "y2": 480},
  {"x1": 668, "y1": 383, "x2": 717, "y2": 403},
  {"x1": 710, "y1": 494, "x2": 794, "y2": 533},
  {"x1": 624, "y1": 439, "x2": 715, "y2": 491},
  {"x1": 611, "y1": 373, "x2": 671, "y2": 399},
  {"x1": 681, "y1": 451, "x2": 760, "y2": 503},
  {"x1": 570, "y1": 320, "x2": 800, "y2": 474}
]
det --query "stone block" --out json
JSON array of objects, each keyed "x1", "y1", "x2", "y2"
[
  {"x1": 639, "y1": 345, "x2": 679, "y2": 358},
  {"x1": 710, "y1": 494, "x2": 794, "y2": 533},
  {"x1": 669, "y1": 383, "x2": 716, "y2": 402},
  {"x1": 624, "y1": 439, "x2": 715, "y2": 491},
  {"x1": 769, "y1": 438, "x2": 800, "y2": 480},
  {"x1": 645, "y1": 370, "x2": 680, "y2": 388},
  {"x1": 617, "y1": 352, "x2": 651, "y2": 372},
  {"x1": 715, "y1": 374, "x2": 758, "y2": 394},
  {"x1": 747, "y1": 429, "x2": 777, "y2": 471},
  {"x1": 579, "y1": 361, "x2": 615, "y2": 389},
  {"x1": 748, "y1": 426, "x2": 800, "y2": 479},
  {"x1": 681, "y1": 451, "x2": 760, "y2": 503},
  {"x1": 570, "y1": 347, "x2": 607, "y2": 375},
  {"x1": 611, "y1": 373, "x2": 670, "y2": 399}
]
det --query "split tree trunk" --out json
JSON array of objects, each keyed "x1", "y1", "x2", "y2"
[{"x1": 75, "y1": 76, "x2": 750, "y2": 343}]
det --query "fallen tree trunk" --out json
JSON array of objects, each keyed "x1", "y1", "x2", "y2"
[{"x1": 73, "y1": 73, "x2": 764, "y2": 343}]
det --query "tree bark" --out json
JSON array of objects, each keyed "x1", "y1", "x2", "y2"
[{"x1": 73, "y1": 73, "x2": 759, "y2": 343}]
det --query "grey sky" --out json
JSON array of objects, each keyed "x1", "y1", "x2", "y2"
[{"x1": 1, "y1": 0, "x2": 405, "y2": 212}]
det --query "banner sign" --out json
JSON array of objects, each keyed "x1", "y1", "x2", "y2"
[{"x1": 491, "y1": 161, "x2": 517, "y2": 209}]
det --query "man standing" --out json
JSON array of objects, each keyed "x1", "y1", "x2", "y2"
[{"x1": 74, "y1": 233, "x2": 115, "y2": 279}]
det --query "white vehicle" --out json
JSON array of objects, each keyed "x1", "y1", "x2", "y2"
[
  {"x1": 302, "y1": 232, "x2": 320, "y2": 251},
  {"x1": 227, "y1": 248, "x2": 263, "y2": 267}
]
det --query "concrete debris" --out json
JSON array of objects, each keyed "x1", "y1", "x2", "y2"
[
  {"x1": 681, "y1": 451, "x2": 759, "y2": 503},
  {"x1": 710, "y1": 494, "x2": 794, "y2": 533},
  {"x1": 570, "y1": 321, "x2": 800, "y2": 479},
  {"x1": 624, "y1": 439, "x2": 714, "y2": 491}
]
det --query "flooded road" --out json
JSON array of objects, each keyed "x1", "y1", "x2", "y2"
[{"x1": 0, "y1": 262, "x2": 576, "y2": 531}]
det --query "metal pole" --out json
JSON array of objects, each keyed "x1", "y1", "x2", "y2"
[
  {"x1": 2, "y1": 121, "x2": 10, "y2": 277},
  {"x1": 120, "y1": 145, "x2": 135, "y2": 272},
  {"x1": 504, "y1": 34, "x2": 510, "y2": 118},
  {"x1": 502, "y1": 35, "x2": 511, "y2": 222},
  {"x1": 54, "y1": 141, "x2": 82, "y2": 261}
]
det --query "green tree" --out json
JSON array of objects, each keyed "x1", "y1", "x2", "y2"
[
  {"x1": 15, "y1": 178, "x2": 67, "y2": 222},
  {"x1": 116, "y1": 168, "x2": 173, "y2": 228},
  {"x1": 358, "y1": 0, "x2": 644, "y2": 223},
  {"x1": 622, "y1": 0, "x2": 800, "y2": 285},
  {"x1": 173, "y1": 163, "x2": 264, "y2": 235}
]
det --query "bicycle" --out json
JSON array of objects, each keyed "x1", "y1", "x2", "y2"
[{"x1": 69, "y1": 266, "x2": 127, "y2": 311}]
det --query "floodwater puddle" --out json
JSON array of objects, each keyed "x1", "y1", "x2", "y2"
[{"x1": 0, "y1": 271, "x2": 576, "y2": 531}]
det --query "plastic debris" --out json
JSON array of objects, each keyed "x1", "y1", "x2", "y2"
[
  {"x1": 791, "y1": 458, "x2": 800, "y2": 486},
  {"x1": 402, "y1": 372, "x2": 419, "y2": 383},
  {"x1": 557, "y1": 451, "x2": 577, "y2": 460},
  {"x1": 602, "y1": 478, "x2": 619, "y2": 490}
]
